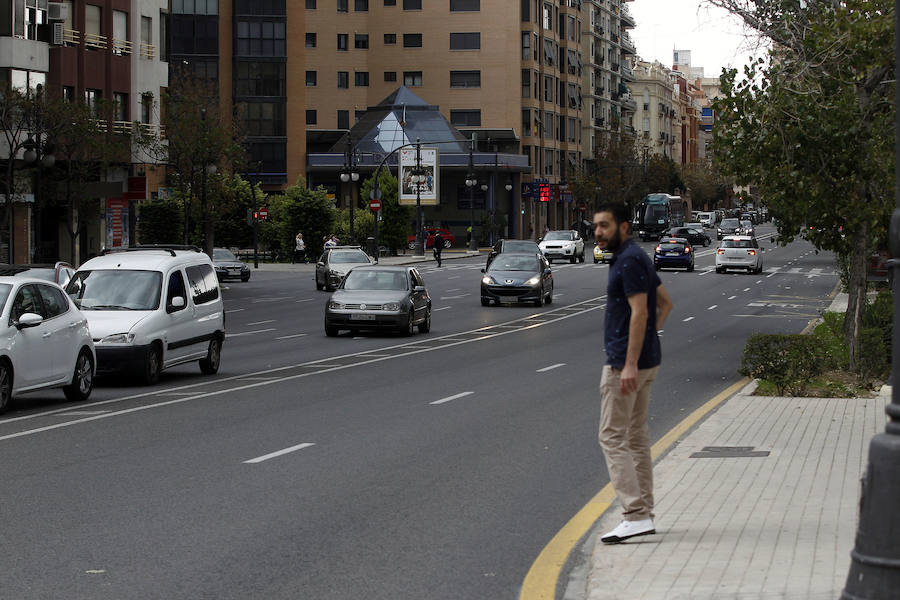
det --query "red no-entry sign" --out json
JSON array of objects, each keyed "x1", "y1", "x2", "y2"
[
  {"x1": 369, "y1": 199, "x2": 381, "y2": 211},
  {"x1": 258, "y1": 207, "x2": 269, "y2": 220}
]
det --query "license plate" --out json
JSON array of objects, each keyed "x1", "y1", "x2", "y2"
[
  {"x1": 350, "y1": 314, "x2": 376, "y2": 321},
  {"x1": 666, "y1": 252, "x2": 679, "y2": 256}
]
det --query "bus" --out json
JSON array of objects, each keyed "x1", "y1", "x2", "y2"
[{"x1": 635, "y1": 193, "x2": 685, "y2": 241}]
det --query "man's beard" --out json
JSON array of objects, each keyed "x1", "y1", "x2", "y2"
[{"x1": 601, "y1": 228, "x2": 625, "y2": 252}]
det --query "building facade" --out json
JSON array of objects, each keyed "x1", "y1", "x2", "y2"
[{"x1": 630, "y1": 59, "x2": 675, "y2": 159}]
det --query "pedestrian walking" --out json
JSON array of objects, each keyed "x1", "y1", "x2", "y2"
[
  {"x1": 292, "y1": 232, "x2": 306, "y2": 264},
  {"x1": 593, "y1": 202, "x2": 673, "y2": 544},
  {"x1": 432, "y1": 229, "x2": 444, "y2": 267},
  {"x1": 325, "y1": 235, "x2": 337, "y2": 249}
]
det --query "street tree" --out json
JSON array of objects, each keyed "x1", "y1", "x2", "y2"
[
  {"x1": 137, "y1": 196, "x2": 184, "y2": 245},
  {"x1": 0, "y1": 83, "x2": 38, "y2": 262},
  {"x1": 709, "y1": 0, "x2": 895, "y2": 366},
  {"x1": 360, "y1": 170, "x2": 411, "y2": 254},
  {"x1": 262, "y1": 178, "x2": 335, "y2": 260},
  {"x1": 682, "y1": 160, "x2": 732, "y2": 211},
  {"x1": 589, "y1": 136, "x2": 645, "y2": 210}
]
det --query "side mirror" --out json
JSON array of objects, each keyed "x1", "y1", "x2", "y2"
[
  {"x1": 171, "y1": 296, "x2": 186, "y2": 308},
  {"x1": 480, "y1": 268, "x2": 485, "y2": 273},
  {"x1": 16, "y1": 312, "x2": 43, "y2": 329},
  {"x1": 413, "y1": 285, "x2": 426, "y2": 293},
  {"x1": 537, "y1": 237, "x2": 543, "y2": 243}
]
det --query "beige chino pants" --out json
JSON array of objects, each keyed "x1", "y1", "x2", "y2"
[{"x1": 598, "y1": 364, "x2": 660, "y2": 521}]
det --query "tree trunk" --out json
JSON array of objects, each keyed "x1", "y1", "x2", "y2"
[{"x1": 843, "y1": 220, "x2": 868, "y2": 370}]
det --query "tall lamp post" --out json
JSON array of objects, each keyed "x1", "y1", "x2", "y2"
[
  {"x1": 199, "y1": 108, "x2": 216, "y2": 256},
  {"x1": 505, "y1": 179, "x2": 513, "y2": 240},
  {"x1": 340, "y1": 135, "x2": 359, "y2": 243},
  {"x1": 465, "y1": 140, "x2": 477, "y2": 251},
  {"x1": 411, "y1": 139, "x2": 426, "y2": 256}
]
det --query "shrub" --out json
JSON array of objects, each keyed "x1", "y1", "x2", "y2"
[
  {"x1": 740, "y1": 334, "x2": 820, "y2": 395},
  {"x1": 812, "y1": 313, "x2": 849, "y2": 370}
]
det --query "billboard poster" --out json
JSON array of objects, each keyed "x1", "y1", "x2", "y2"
[
  {"x1": 399, "y1": 147, "x2": 438, "y2": 206},
  {"x1": 105, "y1": 198, "x2": 129, "y2": 249}
]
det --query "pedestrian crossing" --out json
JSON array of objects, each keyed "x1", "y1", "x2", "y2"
[
  {"x1": 416, "y1": 261, "x2": 836, "y2": 278},
  {"x1": 417, "y1": 262, "x2": 608, "y2": 275}
]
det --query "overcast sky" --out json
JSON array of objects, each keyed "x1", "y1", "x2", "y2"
[{"x1": 628, "y1": 0, "x2": 766, "y2": 79}]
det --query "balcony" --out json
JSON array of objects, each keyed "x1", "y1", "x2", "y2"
[
  {"x1": 112, "y1": 38, "x2": 132, "y2": 56},
  {"x1": 621, "y1": 34, "x2": 636, "y2": 54},
  {"x1": 63, "y1": 28, "x2": 80, "y2": 46},
  {"x1": 621, "y1": 63, "x2": 635, "y2": 81},
  {"x1": 620, "y1": 94, "x2": 637, "y2": 112},
  {"x1": 620, "y1": 5, "x2": 636, "y2": 27},
  {"x1": 84, "y1": 32, "x2": 107, "y2": 51},
  {"x1": 610, "y1": 62, "x2": 620, "y2": 72},
  {"x1": 139, "y1": 42, "x2": 156, "y2": 59},
  {"x1": 594, "y1": 117, "x2": 604, "y2": 128}
]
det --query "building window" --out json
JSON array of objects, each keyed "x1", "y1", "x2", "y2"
[
  {"x1": 235, "y1": 61, "x2": 286, "y2": 96},
  {"x1": 544, "y1": 148, "x2": 554, "y2": 176},
  {"x1": 403, "y1": 71, "x2": 422, "y2": 86},
  {"x1": 141, "y1": 16, "x2": 152, "y2": 49},
  {"x1": 543, "y1": 75, "x2": 553, "y2": 102},
  {"x1": 450, "y1": 110, "x2": 481, "y2": 127},
  {"x1": 85, "y1": 88, "x2": 101, "y2": 113},
  {"x1": 141, "y1": 93, "x2": 153, "y2": 123},
  {"x1": 337, "y1": 71, "x2": 349, "y2": 88},
  {"x1": 337, "y1": 110, "x2": 349, "y2": 129},
  {"x1": 354, "y1": 33, "x2": 369, "y2": 49},
  {"x1": 385, "y1": 0, "x2": 396, "y2": 4},
  {"x1": 337, "y1": 33, "x2": 348, "y2": 50},
  {"x1": 449, "y1": 70, "x2": 480, "y2": 88},
  {"x1": 450, "y1": 0, "x2": 479, "y2": 10},
  {"x1": 449, "y1": 32, "x2": 480, "y2": 50},
  {"x1": 403, "y1": 0, "x2": 421, "y2": 9},
  {"x1": 521, "y1": 69, "x2": 530, "y2": 99},
  {"x1": 403, "y1": 33, "x2": 422, "y2": 47},
  {"x1": 85, "y1": 4, "x2": 101, "y2": 40},
  {"x1": 159, "y1": 9, "x2": 167, "y2": 61},
  {"x1": 522, "y1": 109, "x2": 531, "y2": 136},
  {"x1": 542, "y1": 2, "x2": 552, "y2": 30},
  {"x1": 568, "y1": 117, "x2": 576, "y2": 142},
  {"x1": 384, "y1": 71, "x2": 397, "y2": 82},
  {"x1": 306, "y1": 71, "x2": 317, "y2": 86},
  {"x1": 355, "y1": 0, "x2": 368, "y2": 10},
  {"x1": 239, "y1": 102, "x2": 286, "y2": 136},
  {"x1": 306, "y1": 0, "x2": 316, "y2": 7},
  {"x1": 306, "y1": 110, "x2": 317, "y2": 125},
  {"x1": 236, "y1": 20, "x2": 286, "y2": 57},
  {"x1": 337, "y1": 0, "x2": 348, "y2": 12},
  {"x1": 112, "y1": 10, "x2": 128, "y2": 55},
  {"x1": 354, "y1": 72, "x2": 369, "y2": 86},
  {"x1": 384, "y1": 33, "x2": 396, "y2": 44},
  {"x1": 306, "y1": 32, "x2": 316, "y2": 47},
  {"x1": 521, "y1": 31, "x2": 530, "y2": 60},
  {"x1": 113, "y1": 92, "x2": 128, "y2": 121},
  {"x1": 63, "y1": 86, "x2": 75, "y2": 103}
]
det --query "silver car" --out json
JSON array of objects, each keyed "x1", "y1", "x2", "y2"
[
  {"x1": 715, "y1": 236, "x2": 763, "y2": 274},
  {"x1": 315, "y1": 246, "x2": 373, "y2": 291},
  {"x1": 324, "y1": 266, "x2": 431, "y2": 336}
]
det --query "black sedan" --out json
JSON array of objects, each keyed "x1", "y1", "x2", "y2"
[
  {"x1": 480, "y1": 253, "x2": 553, "y2": 307},
  {"x1": 663, "y1": 226, "x2": 710, "y2": 247},
  {"x1": 212, "y1": 248, "x2": 250, "y2": 282},
  {"x1": 325, "y1": 266, "x2": 431, "y2": 336},
  {"x1": 486, "y1": 239, "x2": 542, "y2": 268}
]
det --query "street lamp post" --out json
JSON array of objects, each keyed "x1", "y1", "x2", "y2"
[
  {"x1": 249, "y1": 161, "x2": 262, "y2": 269},
  {"x1": 411, "y1": 139, "x2": 426, "y2": 256},
  {"x1": 466, "y1": 139, "x2": 476, "y2": 251},
  {"x1": 505, "y1": 179, "x2": 513, "y2": 239},
  {"x1": 340, "y1": 135, "x2": 359, "y2": 243},
  {"x1": 199, "y1": 108, "x2": 216, "y2": 256}
]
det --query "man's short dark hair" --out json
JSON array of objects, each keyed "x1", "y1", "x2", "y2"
[{"x1": 596, "y1": 202, "x2": 631, "y2": 227}]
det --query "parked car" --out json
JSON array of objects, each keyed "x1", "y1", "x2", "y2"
[
  {"x1": 739, "y1": 219, "x2": 755, "y2": 237},
  {"x1": 324, "y1": 266, "x2": 431, "y2": 336},
  {"x1": 664, "y1": 226, "x2": 711, "y2": 247},
  {"x1": 594, "y1": 245, "x2": 614, "y2": 263},
  {"x1": 315, "y1": 246, "x2": 374, "y2": 291},
  {"x1": 0, "y1": 262, "x2": 75, "y2": 286},
  {"x1": 486, "y1": 239, "x2": 541, "y2": 268},
  {"x1": 481, "y1": 252, "x2": 553, "y2": 306},
  {"x1": 407, "y1": 228, "x2": 456, "y2": 250},
  {"x1": 66, "y1": 245, "x2": 225, "y2": 384},
  {"x1": 0, "y1": 277, "x2": 95, "y2": 413},
  {"x1": 538, "y1": 230, "x2": 585, "y2": 263},
  {"x1": 715, "y1": 236, "x2": 763, "y2": 273},
  {"x1": 717, "y1": 218, "x2": 742, "y2": 240},
  {"x1": 212, "y1": 248, "x2": 251, "y2": 282},
  {"x1": 654, "y1": 238, "x2": 694, "y2": 271}
]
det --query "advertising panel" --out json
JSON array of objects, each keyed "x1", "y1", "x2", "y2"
[{"x1": 399, "y1": 147, "x2": 439, "y2": 206}]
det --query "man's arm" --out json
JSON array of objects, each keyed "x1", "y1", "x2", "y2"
[
  {"x1": 656, "y1": 283, "x2": 673, "y2": 329},
  {"x1": 620, "y1": 292, "x2": 649, "y2": 394}
]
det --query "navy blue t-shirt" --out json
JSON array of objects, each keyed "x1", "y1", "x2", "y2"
[{"x1": 604, "y1": 238, "x2": 662, "y2": 369}]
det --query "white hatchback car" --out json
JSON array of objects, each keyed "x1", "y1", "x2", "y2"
[
  {"x1": 539, "y1": 230, "x2": 586, "y2": 263},
  {"x1": 0, "y1": 277, "x2": 95, "y2": 414},
  {"x1": 66, "y1": 246, "x2": 225, "y2": 384},
  {"x1": 715, "y1": 236, "x2": 763, "y2": 274}
]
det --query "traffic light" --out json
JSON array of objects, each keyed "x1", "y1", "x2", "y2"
[{"x1": 539, "y1": 183, "x2": 550, "y2": 202}]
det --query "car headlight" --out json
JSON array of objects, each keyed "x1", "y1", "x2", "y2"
[
  {"x1": 527, "y1": 276, "x2": 541, "y2": 285},
  {"x1": 383, "y1": 302, "x2": 401, "y2": 311},
  {"x1": 327, "y1": 300, "x2": 343, "y2": 310},
  {"x1": 100, "y1": 333, "x2": 135, "y2": 344},
  {"x1": 482, "y1": 276, "x2": 495, "y2": 284}
]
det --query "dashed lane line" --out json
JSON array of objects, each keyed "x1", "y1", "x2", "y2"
[
  {"x1": 708, "y1": 305, "x2": 718, "y2": 310},
  {"x1": 683, "y1": 316, "x2": 695, "y2": 322},
  {"x1": 247, "y1": 319, "x2": 276, "y2": 326},
  {"x1": 244, "y1": 442, "x2": 315, "y2": 464},
  {"x1": 275, "y1": 333, "x2": 308, "y2": 340},
  {"x1": 430, "y1": 391, "x2": 474, "y2": 406},
  {"x1": 536, "y1": 363, "x2": 566, "y2": 373},
  {"x1": 226, "y1": 328, "x2": 277, "y2": 338}
]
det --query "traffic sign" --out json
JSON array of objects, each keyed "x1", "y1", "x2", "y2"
[
  {"x1": 369, "y1": 188, "x2": 382, "y2": 200},
  {"x1": 258, "y1": 207, "x2": 268, "y2": 220},
  {"x1": 369, "y1": 199, "x2": 382, "y2": 211}
]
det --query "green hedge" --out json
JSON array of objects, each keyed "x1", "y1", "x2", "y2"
[{"x1": 739, "y1": 334, "x2": 820, "y2": 396}]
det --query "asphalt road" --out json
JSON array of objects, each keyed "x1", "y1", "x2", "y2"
[{"x1": 0, "y1": 225, "x2": 840, "y2": 599}]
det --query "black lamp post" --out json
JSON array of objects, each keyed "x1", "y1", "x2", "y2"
[
  {"x1": 199, "y1": 108, "x2": 216, "y2": 256},
  {"x1": 411, "y1": 139, "x2": 426, "y2": 256},
  {"x1": 249, "y1": 161, "x2": 262, "y2": 269},
  {"x1": 340, "y1": 134, "x2": 359, "y2": 243},
  {"x1": 466, "y1": 140, "x2": 477, "y2": 251}
]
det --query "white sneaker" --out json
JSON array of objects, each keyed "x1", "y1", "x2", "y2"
[{"x1": 600, "y1": 518, "x2": 656, "y2": 544}]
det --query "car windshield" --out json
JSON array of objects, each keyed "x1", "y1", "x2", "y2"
[
  {"x1": 213, "y1": 248, "x2": 237, "y2": 261},
  {"x1": 66, "y1": 270, "x2": 163, "y2": 310},
  {"x1": 740, "y1": 220, "x2": 752, "y2": 227},
  {"x1": 644, "y1": 204, "x2": 668, "y2": 222},
  {"x1": 722, "y1": 240, "x2": 753, "y2": 248},
  {"x1": 544, "y1": 231, "x2": 574, "y2": 241},
  {"x1": 489, "y1": 255, "x2": 541, "y2": 272},
  {"x1": 659, "y1": 242, "x2": 685, "y2": 251},
  {"x1": 330, "y1": 251, "x2": 369, "y2": 264},
  {"x1": 503, "y1": 241, "x2": 538, "y2": 252},
  {"x1": 0, "y1": 283, "x2": 12, "y2": 313},
  {"x1": 721, "y1": 219, "x2": 740, "y2": 228},
  {"x1": 341, "y1": 270, "x2": 409, "y2": 291}
]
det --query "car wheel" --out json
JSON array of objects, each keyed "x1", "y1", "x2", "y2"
[
  {"x1": 241, "y1": 273, "x2": 250, "y2": 282},
  {"x1": 315, "y1": 274, "x2": 324, "y2": 291},
  {"x1": 408, "y1": 241, "x2": 416, "y2": 250},
  {"x1": 535, "y1": 287, "x2": 545, "y2": 307},
  {"x1": 481, "y1": 297, "x2": 491, "y2": 307},
  {"x1": 403, "y1": 312, "x2": 415, "y2": 336},
  {"x1": 444, "y1": 239, "x2": 452, "y2": 249},
  {"x1": 325, "y1": 319, "x2": 339, "y2": 337},
  {"x1": 569, "y1": 255, "x2": 576, "y2": 264},
  {"x1": 594, "y1": 258, "x2": 599, "y2": 264},
  {"x1": 143, "y1": 343, "x2": 162, "y2": 385},
  {"x1": 0, "y1": 360, "x2": 11, "y2": 414},
  {"x1": 63, "y1": 349, "x2": 94, "y2": 402},
  {"x1": 418, "y1": 308, "x2": 431, "y2": 333},
  {"x1": 687, "y1": 262, "x2": 694, "y2": 272},
  {"x1": 545, "y1": 288, "x2": 553, "y2": 304},
  {"x1": 199, "y1": 337, "x2": 222, "y2": 375}
]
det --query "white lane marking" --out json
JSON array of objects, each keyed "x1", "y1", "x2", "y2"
[
  {"x1": 449, "y1": 276, "x2": 461, "y2": 280},
  {"x1": 756, "y1": 280, "x2": 763, "y2": 284},
  {"x1": 302, "y1": 364, "x2": 344, "y2": 368},
  {"x1": 447, "y1": 288, "x2": 461, "y2": 292},
  {"x1": 430, "y1": 391, "x2": 474, "y2": 405},
  {"x1": 237, "y1": 376, "x2": 283, "y2": 381},
  {"x1": 226, "y1": 328, "x2": 276, "y2": 338},
  {"x1": 708, "y1": 305, "x2": 718, "y2": 310},
  {"x1": 54, "y1": 411, "x2": 111, "y2": 416},
  {"x1": 295, "y1": 298, "x2": 314, "y2": 303},
  {"x1": 440, "y1": 293, "x2": 470, "y2": 300},
  {"x1": 359, "y1": 353, "x2": 391, "y2": 357},
  {"x1": 244, "y1": 442, "x2": 315, "y2": 464},
  {"x1": 536, "y1": 363, "x2": 566, "y2": 373},
  {"x1": 728, "y1": 295, "x2": 737, "y2": 300},
  {"x1": 275, "y1": 333, "x2": 308, "y2": 340},
  {"x1": 698, "y1": 270, "x2": 713, "y2": 276},
  {"x1": 743, "y1": 288, "x2": 751, "y2": 292},
  {"x1": 225, "y1": 308, "x2": 245, "y2": 314},
  {"x1": 766, "y1": 272, "x2": 776, "y2": 278},
  {"x1": 683, "y1": 316, "x2": 695, "y2": 322},
  {"x1": 157, "y1": 392, "x2": 199, "y2": 396},
  {"x1": 433, "y1": 306, "x2": 451, "y2": 311},
  {"x1": 247, "y1": 319, "x2": 276, "y2": 326},
  {"x1": 251, "y1": 297, "x2": 290, "y2": 303}
]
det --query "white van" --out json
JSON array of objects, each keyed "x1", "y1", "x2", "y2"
[
  {"x1": 66, "y1": 246, "x2": 225, "y2": 384},
  {"x1": 698, "y1": 212, "x2": 716, "y2": 228}
]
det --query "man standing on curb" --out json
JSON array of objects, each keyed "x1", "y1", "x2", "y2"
[{"x1": 593, "y1": 203, "x2": 673, "y2": 544}]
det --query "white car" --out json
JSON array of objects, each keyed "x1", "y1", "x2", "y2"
[
  {"x1": 66, "y1": 246, "x2": 225, "y2": 384},
  {"x1": 715, "y1": 236, "x2": 763, "y2": 274},
  {"x1": 0, "y1": 277, "x2": 95, "y2": 414},
  {"x1": 539, "y1": 230, "x2": 585, "y2": 263}
]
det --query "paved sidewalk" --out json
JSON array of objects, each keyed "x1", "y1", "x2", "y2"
[{"x1": 581, "y1": 381, "x2": 889, "y2": 600}]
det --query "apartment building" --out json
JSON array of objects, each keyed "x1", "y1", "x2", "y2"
[
  {"x1": 669, "y1": 69, "x2": 699, "y2": 167},
  {"x1": 630, "y1": 59, "x2": 675, "y2": 159}
]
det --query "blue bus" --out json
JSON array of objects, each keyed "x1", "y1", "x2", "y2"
[{"x1": 635, "y1": 193, "x2": 685, "y2": 241}]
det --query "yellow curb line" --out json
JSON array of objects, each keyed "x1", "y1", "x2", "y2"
[{"x1": 518, "y1": 376, "x2": 750, "y2": 600}]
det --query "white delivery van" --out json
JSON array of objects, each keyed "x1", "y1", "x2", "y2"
[
  {"x1": 698, "y1": 212, "x2": 716, "y2": 228},
  {"x1": 66, "y1": 246, "x2": 225, "y2": 384}
]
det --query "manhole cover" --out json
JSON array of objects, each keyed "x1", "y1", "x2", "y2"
[{"x1": 689, "y1": 446, "x2": 770, "y2": 458}]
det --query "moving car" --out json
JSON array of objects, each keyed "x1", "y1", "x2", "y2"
[
  {"x1": 0, "y1": 276, "x2": 95, "y2": 414},
  {"x1": 594, "y1": 245, "x2": 614, "y2": 263},
  {"x1": 0, "y1": 262, "x2": 75, "y2": 286},
  {"x1": 212, "y1": 248, "x2": 251, "y2": 282},
  {"x1": 539, "y1": 230, "x2": 585, "y2": 263},
  {"x1": 739, "y1": 219, "x2": 755, "y2": 237},
  {"x1": 664, "y1": 226, "x2": 711, "y2": 247},
  {"x1": 698, "y1": 212, "x2": 716, "y2": 228},
  {"x1": 486, "y1": 239, "x2": 541, "y2": 268},
  {"x1": 407, "y1": 228, "x2": 456, "y2": 250},
  {"x1": 481, "y1": 253, "x2": 553, "y2": 306},
  {"x1": 315, "y1": 246, "x2": 373, "y2": 291},
  {"x1": 717, "y1": 218, "x2": 742, "y2": 240},
  {"x1": 716, "y1": 236, "x2": 763, "y2": 273},
  {"x1": 66, "y1": 246, "x2": 225, "y2": 384},
  {"x1": 324, "y1": 266, "x2": 431, "y2": 336},
  {"x1": 654, "y1": 238, "x2": 694, "y2": 271}
]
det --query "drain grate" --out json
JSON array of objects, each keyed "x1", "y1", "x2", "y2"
[{"x1": 689, "y1": 446, "x2": 770, "y2": 458}]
